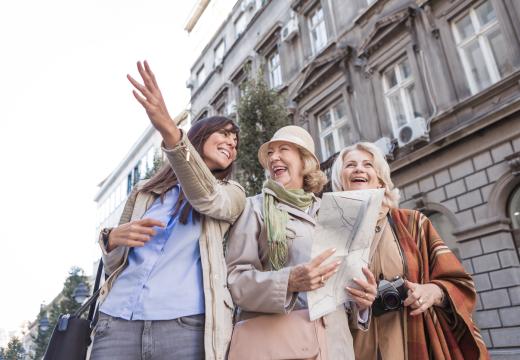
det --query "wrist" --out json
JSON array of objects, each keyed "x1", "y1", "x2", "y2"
[
  {"x1": 161, "y1": 124, "x2": 181, "y2": 148},
  {"x1": 433, "y1": 285, "x2": 445, "y2": 306}
]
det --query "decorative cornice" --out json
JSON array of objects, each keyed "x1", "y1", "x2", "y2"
[
  {"x1": 292, "y1": 43, "x2": 350, "y2": 101},
  {"x1": 357, "y1": 5, "x2": 417, "y2": 59}
]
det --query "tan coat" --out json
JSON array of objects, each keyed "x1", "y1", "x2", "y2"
[
  {"x1": 97, "y1": 131, "x2": 246, "y2": 360},
  {"x1": 226, "y1": 190, "x2": 365, "y2": 360}
]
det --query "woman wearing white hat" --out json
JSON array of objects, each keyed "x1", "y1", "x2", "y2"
[{"x1": 225, "y1": 126, "x2": 377, "y2": 359}]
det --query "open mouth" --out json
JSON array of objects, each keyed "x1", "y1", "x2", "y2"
[
  {"x1": 272, "y1": 165, "x2": 288, "y2": 177},
  {"x1": 217, "y1": 147, "x2": 231, "y2": 159},
  {"x1": 351, "y1": 177, "x2": 368, "y2": 183}
]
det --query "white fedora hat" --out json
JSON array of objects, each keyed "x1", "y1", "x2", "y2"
[{"x1": 258, "y1": 125, "x2": 319, "y2": 170}]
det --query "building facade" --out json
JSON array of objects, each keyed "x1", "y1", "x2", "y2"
[
  {"x1": 186, "y1": 0, "x2": 520, "y2": 357},
  {"x1": 94, "y1": 111, "x2": 189, "y2": 233}
]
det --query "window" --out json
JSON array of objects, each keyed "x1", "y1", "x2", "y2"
[
  {"x1": 367, "y1": 0, "x2": 376, "y2": 5},
  {"x1": 452, "y1": 0, "x2": 508, "y2": 94},
  {"x1": 214, "y1": 41, "x2": 226, "y2": 68},
  {"x1": 127, "y1": 172, "x2": 133, "y2": 194},
  {"x1": 235, "y1": 13, "x2": 247, "y2": 38},
  {"x1": 216, "y1": 102, "x2": 226, "y2": 115},
  {"x1": 318, "y1": 100, "x2": 355, "y2": 159},
  {"x1": 267, "y1": 49, "x2": 282, "y2": 88},
  {"x1": 196, "y1": 66, "x2": 206, "y2": 87},
  {"x1": 508, "y1": 185, "x2": 520, "y2": 229},
  {"x1": 308, "y1": 6, "x2": 327, "y2": 55},
  {"x1": 383, "y1": 57, "x2": 420, "y2": 133},
  {"x1": 146, "y1": 147, "x2": 155, "y2": 173}
]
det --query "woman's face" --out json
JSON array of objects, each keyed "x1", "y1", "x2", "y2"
[
  {"x1": 341, "y1": 149, "x2": 382, "y2": 191},
  {"x1": 201, "y1": 124, "x2": 238, "y2": 171},
  {"x1": 267, "y1": 141, "x2": 304, "y2": 189}
]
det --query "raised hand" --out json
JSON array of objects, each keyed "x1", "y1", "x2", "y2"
[
  {"x1": 403, "y1": 280, "x2": 445, "y2": 316},
  {"x1": 127, "y1": 60, "x2": 180, "y2": 147},
  {"x1": 287, "y1": 248, "x2": 341, "y2": 292},
  {"x1": 107, "y1": 218, "x2": 166, "y2": 252},
  {"x1": 346, "y1": 267, "x2": 378, "y2": 311}
]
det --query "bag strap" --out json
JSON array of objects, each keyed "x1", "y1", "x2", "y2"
[{"x1": 73, "y1": 259, "x2": 103, "y2": 320}]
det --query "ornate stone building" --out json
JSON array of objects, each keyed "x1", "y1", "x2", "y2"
[{"x1": 187, "y1": 0, "x2": 520, "y2": 357}]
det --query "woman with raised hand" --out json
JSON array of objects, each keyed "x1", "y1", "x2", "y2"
[
  {"x1": 226, "y1": 126, "x2": 376, "y2": 359},
  {"x1": 330, "y1": 142, "x2": 489, "y2": 360},
  {"x1": 90, "y1": 61, "x2": 245, "y2": 360}
]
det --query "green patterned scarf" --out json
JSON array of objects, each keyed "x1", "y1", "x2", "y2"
[{"x1": 263, "y1": 178, "x2": 314, "y2": 270}]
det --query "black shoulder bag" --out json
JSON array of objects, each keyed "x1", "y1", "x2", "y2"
[{"x1": 43, "y1": 259, "x2": 103, "y2": 360}]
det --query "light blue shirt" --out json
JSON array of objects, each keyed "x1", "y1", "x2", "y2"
[{"x1": 100, "y1": 185, "x2": 205, "y2": 320}]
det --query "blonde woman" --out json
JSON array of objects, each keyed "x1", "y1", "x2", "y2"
[
  {"x1": 331, "y1": 142, "x2": 489, "y2": 360},
  {"x1": 226, "y1": 126, "x2": 376, "y2": 359}
]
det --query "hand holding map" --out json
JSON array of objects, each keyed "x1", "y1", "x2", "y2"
[{"x1": 307, "y1": 189, "x2": 384, "y2": 320}]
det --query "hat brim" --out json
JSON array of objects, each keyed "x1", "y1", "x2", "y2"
[{"x1": 258, "y1": 139, "x2": 320, "y2": 171}]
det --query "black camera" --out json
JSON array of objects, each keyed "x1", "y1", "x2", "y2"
[{"x1": 372, "y1": 276, "x2": 407, "y2": 317}]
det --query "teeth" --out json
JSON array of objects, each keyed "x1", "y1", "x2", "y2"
[{"x1": 218, "y1": 148, "x2": 230, "y2": 158}]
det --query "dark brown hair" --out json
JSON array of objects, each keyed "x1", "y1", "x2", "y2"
[{"x1": 139, "y1": 116, "x2": 239, "y2": 223}]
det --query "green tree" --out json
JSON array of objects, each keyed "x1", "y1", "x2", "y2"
[
  {"x1": 236, "y1": 69, "x2": 290, "y2": 195},
  {"x1": 144, "y1": 149, "x2": 164, "y2": 179},
  {"x1": 32, "y1": 267, "x2": 90, "y2": 359},
  {"x1": 0, "y1": 336, "x2": 25, "y2": 360}
]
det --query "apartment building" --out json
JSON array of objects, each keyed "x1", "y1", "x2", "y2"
[{"x1": 186, "y1": 0, "x2": 520, "y2": 357}]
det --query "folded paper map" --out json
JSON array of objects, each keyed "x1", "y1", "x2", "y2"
[{"x1": 307, "y1": 189, "x2": 384, "y2": 321}]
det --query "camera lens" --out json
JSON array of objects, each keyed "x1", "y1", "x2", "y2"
[{"x1": 382, "y1": 292, "x2": 401, "y2": 309}]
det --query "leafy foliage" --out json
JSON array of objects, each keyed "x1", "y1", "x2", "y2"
[
  {"x1": 31, "y1": 267, "x2": 90, "y2": 359},
  {"x1": 0, "y1": 336, "x2": 25, "y2": 360},
  {"x1": 144, "y1": 149, "x2": 164, "y2": 179},
  {"x1": 236, "y1": 69, "x2": 289, "y2": 196}
]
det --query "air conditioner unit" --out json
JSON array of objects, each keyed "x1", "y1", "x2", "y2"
[
  {"x1": 240, "y1": 0, "x2": 255, "y2": 12},
  {"x1": 397, "y1": 117, "x2": 429, "y2": 148},
  {"x1": 281, "y1": 17, "x2": 299, "y2": 42},
  {"x1": 213, "y1": 57, "x2": 223, "y2": 72},
  {"x1": 373, "y1": 136, "x2": 394, "y2": 158},
  {"x1": 227, "y1": 100, "x2": 237, "y2": 116},
  {"x1": 185, "y1": 75, "x2": 196, "y2": 89}
]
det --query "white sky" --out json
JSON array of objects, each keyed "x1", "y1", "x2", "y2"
[{"x1": 0, "y1": 0, "x2": 210, "y2": 343}]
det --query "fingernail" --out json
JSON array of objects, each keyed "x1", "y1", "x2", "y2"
[
  {"x1": 331, "y1": 248, "x2": 336, "y2": 252},
  {"x1": 336, "y1": 261, "x2": 342, "y2": 266},
  {"x1": 353, "y1": 277, "x2": 358, "y2": 281},
  {"x1": 334, "y1": 269, "x2": 339, "y2": 273}
]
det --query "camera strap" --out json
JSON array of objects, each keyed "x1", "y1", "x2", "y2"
[{"x1": 386, "y1": 213, "x2": 409, "y2": 279}]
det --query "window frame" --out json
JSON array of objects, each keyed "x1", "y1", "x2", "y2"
[
  {"x1": 267, "y1": 48, "x2": 282, "y2": 89},
  {"x1": 196, "y1": 65, "x2": 206, "y2": 87},
  {"x1": 214, "y1": 40, "x2": 226, "y2": 67},
  {"x1": 317, "y1": 98, "x2": 352, "y2": 160},
  {"x1": 307, "y1": 5, "x2": 327, "y2": 55},
  {"x1": 382, "y1": 57, "x2": 420, "y2": 136},
  {"x1": 451, "y1": 0, "x2": 505, "y2": 94}
]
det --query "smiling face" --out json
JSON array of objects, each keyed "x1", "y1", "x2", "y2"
[
  {"x1": 201, "y1": 124, "x2": 238, "y2": 171},
  {"x1": 341, "y1": 149, "x2": 382, "y2": 191},
  {"x1": 267, "y1": 141, "x2": 305, "y2": 189}
]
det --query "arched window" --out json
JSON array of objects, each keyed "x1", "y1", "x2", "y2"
[
  {"x1": 508, "y1": 185, "x2": 520, "y2": 229},
  {"x1": 427, "y1": 211, "x2": 461, "y2": 259},
  {"x1": 508, "y1": 185, "x2": 520, "y2": 247}
]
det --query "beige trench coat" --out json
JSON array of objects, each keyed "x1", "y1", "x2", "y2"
[
  {"x1": 97, "y1": 131, "x2": 246, "y2": 360},
  {"x1": 226, "y1": 190, "x2": 365, "y2": 360}
]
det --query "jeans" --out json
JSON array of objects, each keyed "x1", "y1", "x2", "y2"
[{"x1": 90, "y1": 312, "x2": 205, "y2": 360}]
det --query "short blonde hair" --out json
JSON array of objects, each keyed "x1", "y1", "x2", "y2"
[
  {"x1": 330, "y1": 142, "x2": 400, "y2": 208},
  {"x1": 300, "y1": 149, "x2": 327, "y2": 194}
]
